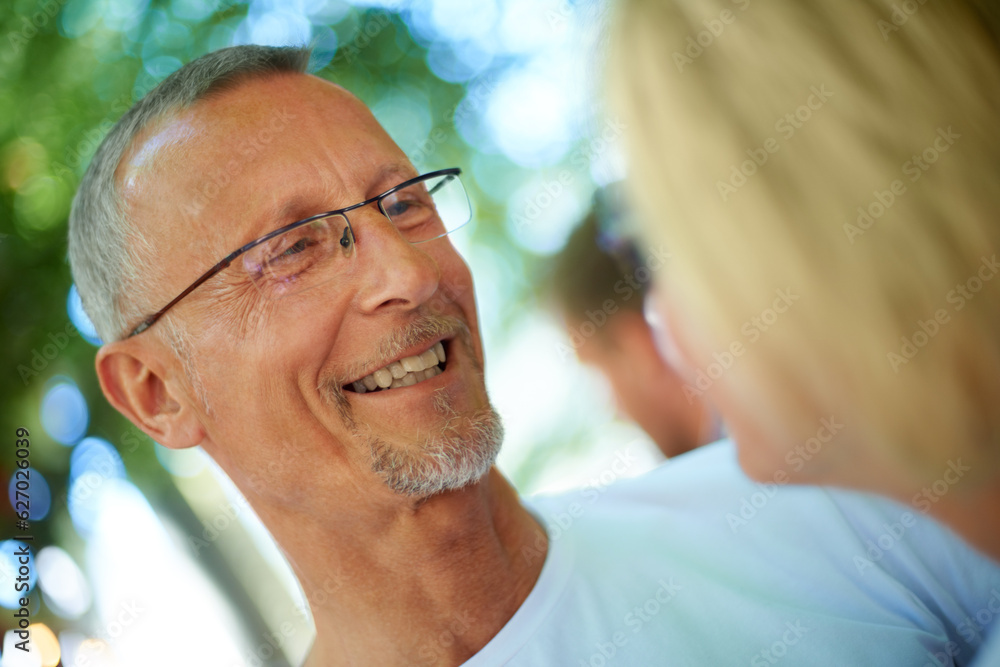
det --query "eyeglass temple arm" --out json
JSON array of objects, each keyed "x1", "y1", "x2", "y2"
[{"x1": 128, "y1": 253, "x2": 239, "y2": 337}]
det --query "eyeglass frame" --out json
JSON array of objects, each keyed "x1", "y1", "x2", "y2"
[{"x1": 126, "y1": 167, "x2": 465, "y2": 338}]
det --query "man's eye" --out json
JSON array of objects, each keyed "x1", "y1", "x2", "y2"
[
  {"x1": 385, "y1": 200, "x2": 414, "y2": 218},
  {"x1": 278, "y1": 237, "x2": 315, "y2": 258}
]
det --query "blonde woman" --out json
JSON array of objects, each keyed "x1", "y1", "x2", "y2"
[{"x1": 611, "y1": 0, "x2": 1000, "y2": 660}]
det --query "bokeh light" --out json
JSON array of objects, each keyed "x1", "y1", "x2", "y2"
[
  {"x1": 484, "y1": 63, "x2": 578, "y2": 167},
  {"x1": 154, "y1": 443, "x2": 208, "y2": 478},
  {"x1": 428, "y1": 0, "x2": 498, "y2": 43},
  {"x1": 103, "y1": 0, "x2": 150, "y2": 33},
  {"x1": 29, "y1": 624, "x2": 61, "y2": 667},
  {"x1": 426, "y1": 39, "x2": 494, "y2": 83},
  {"x1": 39, "y1": 380, "x2": 89, "y2": 446},
  {"x1": 234, "y1": 2, "x2": 312, "y2": 47},
  {"x1": 70, "y1": 437, "x2": 126, "y2": 484},
  {"x1": 60, "y1": 637, "x2": 118, "y2": 667},
  {"x1": 1, "y1": 631, "x2": 42, "y2": 667},
  {"x1": 372, "y1": 87, "x2": 433, "y2": 157},
  {"x1": 0, "y1": 540, "x2": 36, "y2": 609},
  {"x1": 8, "y1": 468, "x2": 51, "y2": 521},
  {"x1": 68, "y1": 437, "x2": 127, "y2": 538},
  {"x1": 37, "y1": 546, "x2": 92, "y2": 619},
  {"x1": 67, "y1": 284, "x2": 103, "y2": 346}
]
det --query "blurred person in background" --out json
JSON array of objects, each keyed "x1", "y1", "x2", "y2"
[
  {"x1": 611, "y1": 0, "x2": 1000, "y2": 663},
  {"x1": 66, "y1": 43, "x2": 1000, "y2": 666},
  {"x1": 546, "y1": 188, "x2": 719, "y2": 458}
]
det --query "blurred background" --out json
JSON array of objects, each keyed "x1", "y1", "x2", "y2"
[{"x1": 0, "y1": 0, "x2": 667, "y2": 664}]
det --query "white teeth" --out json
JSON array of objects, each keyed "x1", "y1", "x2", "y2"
[
  {"x1": 419, "y1": 349, "x2": 439, "y2": 368},
  {"x1": 352, "y1": 342, "x2": 446, "y2": 393},
  {"x1": 401, "y1": 354, "x2": 424, "y2": 373},
  {"x1": 374, "y1": 368, "x2": 393, "y2": 388}
]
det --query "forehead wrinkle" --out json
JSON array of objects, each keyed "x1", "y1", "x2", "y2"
[
  {"x1": 259, "y1": 158, "x2": 418, "y2": 235},
  {"x1": 246, "y1": 151, "x2": 362, "y2": 240}
]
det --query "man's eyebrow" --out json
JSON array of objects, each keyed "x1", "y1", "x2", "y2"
[
  {"x1": 263, "y1": 185, "x2": 352, "y2": 234},
  {"x1": 370, "y1": 162, "x2": 420, "y2": 194},
  {"x1": 247, "y1": 162, "x2": 419, "y2": 240}
]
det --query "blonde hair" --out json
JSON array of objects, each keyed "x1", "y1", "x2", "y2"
[{"x1": 610, "y1": 0, "x2": 1000, "y2": 483}]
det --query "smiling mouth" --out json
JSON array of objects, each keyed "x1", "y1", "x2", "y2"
[{"x1": 344, "y1": 341, "x2": 447, "y2": 394}]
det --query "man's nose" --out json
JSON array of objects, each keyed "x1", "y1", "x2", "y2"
[{"x1": 351, "y1": 206, "x2": 440, "y2": 314}]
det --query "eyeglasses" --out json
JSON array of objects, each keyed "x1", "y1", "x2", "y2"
[{"x1": 127, "y1": 168, "x2": 471, "y2": 338}]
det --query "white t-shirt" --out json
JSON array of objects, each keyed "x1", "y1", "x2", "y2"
[
  {"x1": 972, "y1": 630, "x2": 1000, "y2": 667},
  {"x1": 465, "y1": 440, "x2": 1000, "y2": 666}
]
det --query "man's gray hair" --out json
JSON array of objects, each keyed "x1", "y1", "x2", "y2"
[{"x1": 68, "y1": 45, "x2": 312, "y2": 343}]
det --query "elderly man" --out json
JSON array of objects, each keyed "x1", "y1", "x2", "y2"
[{"x1": 69, "y1": 45, "x2": 1000, "y2": 666}]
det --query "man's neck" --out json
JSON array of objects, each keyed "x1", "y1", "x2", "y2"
[{"x1": 255, "y1": 467, "x2": 547, "y2": 667}]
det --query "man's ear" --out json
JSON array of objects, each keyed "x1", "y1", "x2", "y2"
[{"x1": 95, "y1": 339, "x2": 206, "y2": 450}]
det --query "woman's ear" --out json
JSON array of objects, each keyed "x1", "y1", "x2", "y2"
[
  {"x1": 643, "y1": 287, "x2": 697, "y2": 381},
  {"x1": 95, "y1": 338, "x2": 206, "y2": 450}
]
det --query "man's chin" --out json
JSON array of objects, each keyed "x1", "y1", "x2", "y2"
[{"x1": 366, "y1": 405, "x2": 504, "y2": 498}]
